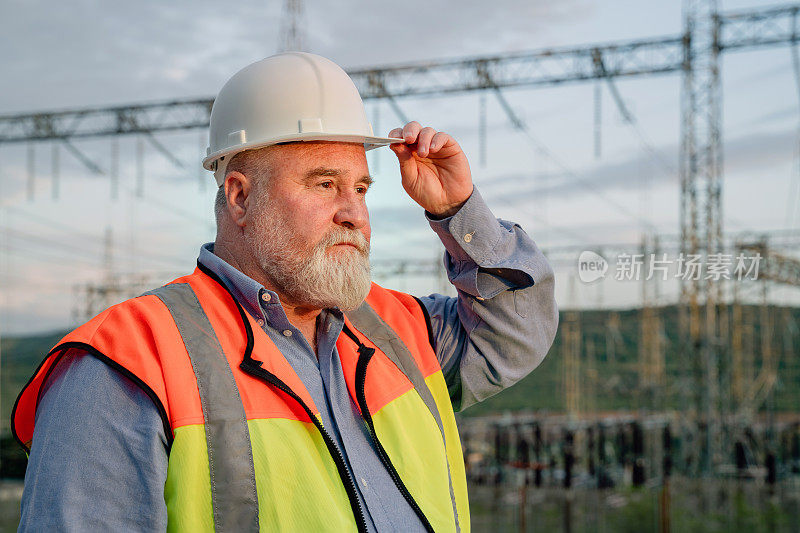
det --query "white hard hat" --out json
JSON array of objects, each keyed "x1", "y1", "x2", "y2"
[{"x1": 203, "y1": 52, "x2": 404, "y2": 186}]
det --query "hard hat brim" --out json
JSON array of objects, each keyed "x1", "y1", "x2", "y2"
[{"x1": 203, "y1": 134, "x2": 406, "y2": 172}]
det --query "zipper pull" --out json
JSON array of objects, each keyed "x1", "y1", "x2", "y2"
[{"x1": 357, "y1": 345, "x2": 375, "y2": 359}]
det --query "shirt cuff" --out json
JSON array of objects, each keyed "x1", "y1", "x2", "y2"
[{"x1": 426, "y1": 187, "x2": 536, "y2": 299}]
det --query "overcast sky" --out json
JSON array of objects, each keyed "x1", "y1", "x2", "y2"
[{"x1": 1, "y1": 0, "x2": 798, "y2": 333}]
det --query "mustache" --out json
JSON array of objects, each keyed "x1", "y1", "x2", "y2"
[{"x1": 318, "y1": 227, "x2": 370, "y2": 255}]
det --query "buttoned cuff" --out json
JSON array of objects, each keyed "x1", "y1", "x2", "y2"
[{"x1": 426, "y1": 187, "x2": 535, "y2": 299}]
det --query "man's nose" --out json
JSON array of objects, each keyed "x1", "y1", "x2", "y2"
[
  {"x1": 333, "y1": 192, "x2": 369, "y2": 230},
  {"x1": 333, "y1": 192, "x2": 369, "y2": 229}
]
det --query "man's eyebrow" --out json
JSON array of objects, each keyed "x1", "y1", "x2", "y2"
[
  {"x1": 303, "y1": 167, "x2": 374, "y2": 185},
  {"x1": 304, "y1": 167, "x2": 342, "y2": 179}
]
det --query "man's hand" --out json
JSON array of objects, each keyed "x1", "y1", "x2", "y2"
[{"x1": 388, "y1": 122, "x2": 473, "y2": 219}]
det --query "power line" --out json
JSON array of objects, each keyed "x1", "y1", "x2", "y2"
[
  {"x1": 592, "y1": 48, "x2": 678, "y2": 177},
  {"x1": 491, "y1": 87, "x2": 660, "y2": 232},
  {"x1": 0, "y1": 224, "x2": 190, "y2": 268}
]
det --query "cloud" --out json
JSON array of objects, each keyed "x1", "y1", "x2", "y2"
[
  {"x1": 1, "y1": 0, "x2": 590, "y2": 113},
  {"x1": 479, "y1": 125, "x2": 797, "y2": 205},
  {"x1": 308, "y1": 0, "x2": 592, "y2": 68}
]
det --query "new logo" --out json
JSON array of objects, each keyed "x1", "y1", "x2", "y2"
[{"x1": 577, "y1": 251, "x2": 608, "y2": 283}]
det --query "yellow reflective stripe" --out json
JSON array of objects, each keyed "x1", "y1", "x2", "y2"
[
  {"x1": 372, "y1": 389, "x2": 457, "y2": 532},
  {"x1": 248, "y1": 418, "x2": 356, "y2": 531},
  {"x1": 164, "y1": 420, "x2": 357, "y2": 532},
  {"x1": 426, "y1": 371, "x2": 471, "y2": 532},
  {"x1": 166, "y1": 425, "x2": 213, "y2": 532}
]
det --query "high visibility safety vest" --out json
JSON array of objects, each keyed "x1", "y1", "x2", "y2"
[{"x1": 13, "y1": 264, "x2": 470, "y2": 532}]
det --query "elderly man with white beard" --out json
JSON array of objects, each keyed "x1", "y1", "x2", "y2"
[{"x1": 14, "y1": 53, "x2": 558, "y2": 533}]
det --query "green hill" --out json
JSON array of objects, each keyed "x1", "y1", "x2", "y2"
[{"x1": 460, "y1": 304, "x2": 800, "y2": 416}]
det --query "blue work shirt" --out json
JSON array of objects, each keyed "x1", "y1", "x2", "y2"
[{"x1": 19, "y1": 187, "x2": 559, "y2": 531}]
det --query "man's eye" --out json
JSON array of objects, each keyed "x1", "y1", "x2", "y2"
[
  {"x1": 319, "y1": 181, "x2": 334, "y2": 189},
  {"x1": 356, "y1": 186, "x2": 369, "y2": 194}
]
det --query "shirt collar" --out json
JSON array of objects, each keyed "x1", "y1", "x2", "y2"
[{"x1": 197, "y1": 243, "x2": 272, "y2": 323}]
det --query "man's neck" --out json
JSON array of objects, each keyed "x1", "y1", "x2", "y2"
[
  {"x1": 213, "y1": 238, "x2": 322, "y2": 353},
  {"x1": 282, "y1": 305, "x2": 321, "y2": 354}
]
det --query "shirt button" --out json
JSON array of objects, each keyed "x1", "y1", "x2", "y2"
[
  {"x1": 283, "y1": 330, "x2": 293, "y2": 337},
  {"x1": 360, "y1": 477, "x2": 368, "y2": 489},
  {"x1": 257, "y1": 319, "x2": 265, "y2": 326},
  {"x1": 464, "y1": 232, "x2": 474, "y2": 243},
  {"x1": 261, "y1": 293, "x2": 271, "y2": 303}
]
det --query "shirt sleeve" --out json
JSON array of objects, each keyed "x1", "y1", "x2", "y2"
[
  {"x1": 19, "y1": 349, "x2": 169, "y2": 532},
  {"x1": 420, "y1": 186, "x2": 559, "y2": 412}
]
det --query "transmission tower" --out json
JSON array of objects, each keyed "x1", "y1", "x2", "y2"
[
  {"x1": 279, "y1": 0, "x2": 306, "y2": 52},
  {"x1": 679, "y1": 0, "x2": 725, "y2": 474}
]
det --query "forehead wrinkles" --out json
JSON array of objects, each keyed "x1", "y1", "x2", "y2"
[
  {"x1": 261, "y1": 142, "x2": 370, "y2": 193},
  {"x1": 282, "y1": 142, "x2": 366, "y2": 166}
]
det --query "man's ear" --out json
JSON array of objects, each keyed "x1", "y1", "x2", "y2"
[{"x1": 224, "y1": 171, "x2": 251, "y2": 228}]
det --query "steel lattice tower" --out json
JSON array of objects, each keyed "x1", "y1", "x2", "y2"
[{"x1": 679, "y1": 0, "x2": 724, "y2": 473}]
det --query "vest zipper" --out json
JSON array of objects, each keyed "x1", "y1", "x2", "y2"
[
  {"x1": 345, "y1": 325, "x2": 436, "y2": 533},
  {"x1": 239, "y1": 359, "x2": 369, "y2": 533}
]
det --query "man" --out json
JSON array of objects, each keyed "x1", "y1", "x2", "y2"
[{"x1": 13, "y1": 52, "x2": 558, "y2": 532}]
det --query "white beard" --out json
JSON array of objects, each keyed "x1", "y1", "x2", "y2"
[{"x1": 246, "y1": 199, "x2": 372, "y2": 311}]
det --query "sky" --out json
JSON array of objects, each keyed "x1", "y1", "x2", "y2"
[{"x1": 1, "y1": 0, "x2": 799, "y2": 334}]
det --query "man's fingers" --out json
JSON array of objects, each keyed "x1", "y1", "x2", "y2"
[
  {"x1": 390, "y1": 142, "x2": 414, "y2": 161},
  {"x1": 401, "y1": 121, "x2": 422, "y2": 144},
  {"x1": 416, "y1": 127, "x2": 437, "y2": 158},
  {"x1": 429, "y1": 132, "x2": 450, "y2": 154},
  {"x1": 390, "y1": 121, "x2": 454, "y2": 162}
]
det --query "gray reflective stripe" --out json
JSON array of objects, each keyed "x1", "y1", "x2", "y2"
[
  {"x1": 346, "y1": 302, "x2": 461, "y2": 532},
  {"x1": 146, "y1": 284, "x2": 259, "y2": 533}
]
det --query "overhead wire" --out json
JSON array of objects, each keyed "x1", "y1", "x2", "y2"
[
  {"x1": 490, "y1": 87, "x2": 660, "y2": 233},
  {"x1": 0, "y1": 239, "x2": 110, "y2": 268},
  {"x1": 4, "y1": 204, "x2": 102, "y2": 243},
  {"x1": 120, "y1": 182, "x2": 216, "y2": 232},
  {"x1": 3, "y1": 87, "x2": 670, "y2": 257},
  {"x1": 599, "y1": 72, "x2": 678, "y2": 178},
  {"x1": 596, "y1": 61, "x2": 758, "y2": 233},
  {"x1": 0, "y1": 205, "x2": 191, "y2": 267},
  {"x1": 0, "y1": 224, "x2": 189, "y2": 269}
]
